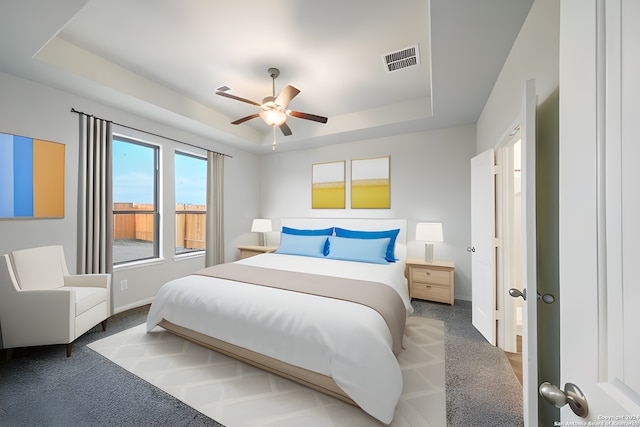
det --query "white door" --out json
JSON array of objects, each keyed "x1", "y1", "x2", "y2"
[
  {"x1": 519, "y1": 79, "x2": 538, "y2": 426},
  {"x1": 472, "y1": 80, "x2": 538, "y2": 425},
  {"x1": 557, "y1": 0, "x2": 640, "y2": 421},
  {"x1": 470, "y1": 148, "x2": 496, "y2": 345}
]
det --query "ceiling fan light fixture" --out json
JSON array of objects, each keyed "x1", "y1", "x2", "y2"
[
  {"x1": 260, "y1": 109, "x2": 287, "y2": 126},
  {"x1": 217, "y1": 67, "x2": 327, "y2": 145}
]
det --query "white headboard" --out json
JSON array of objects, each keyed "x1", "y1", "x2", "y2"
[{"x1": 279, "y1": 218, "x2": 407, "y2": 245}]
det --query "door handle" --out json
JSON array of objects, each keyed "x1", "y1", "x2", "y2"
[
  {"x1": 466, "y1": 246, "x2": 475, "y2": 253},
  {"x1": 509, "y1": 288, "x2": 527, "y2": 300},
  {"x1": 509, "y1": 288, "x2": 555, "y2": 304},
  {"x1": 539, "y1": 382, "x2": 589, "y2": 418}
]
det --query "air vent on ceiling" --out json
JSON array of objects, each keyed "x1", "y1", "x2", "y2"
[{"x1": 382, "y1": 44, "x2": 420, "y2": 73}]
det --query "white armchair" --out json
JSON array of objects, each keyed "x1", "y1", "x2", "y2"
[{"x1": 0, "y1": 245, "x2": 111, "y2": 357}]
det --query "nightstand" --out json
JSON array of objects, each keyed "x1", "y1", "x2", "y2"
[
  {"x1": 405, "y1": 259, "x2": 455, "y2": 305},
  {"x1": 237, "y1": 245, "x2": 277, "y2": 259}
]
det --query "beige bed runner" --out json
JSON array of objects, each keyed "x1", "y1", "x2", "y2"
[{"x1": 195, "y1": 263, "x2": 406, "y2": 356}]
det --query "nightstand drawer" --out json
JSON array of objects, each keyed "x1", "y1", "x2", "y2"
[
  {"x1": 412, "y1": 282, "x2": 451, "y2": 303},
  {"x1": 405, "y1": 259, "x2": 455, "y2": 305},
  {"x1": 411, "y1": 268, "x2": 450, "y2": 286},
  {"x1": 237, "y1": 246, "x2": 277, "y2": 259},
  {"x1": 240, "y1": 249, "x2": 262, "y2": 259}
]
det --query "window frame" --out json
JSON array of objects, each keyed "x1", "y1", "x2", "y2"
[
  {"x1": 112, "y1": 136, "x2": 160, "y2": 265},
  {"x1": 174, "y1": 149, "x2": 207, "y2": 256}
]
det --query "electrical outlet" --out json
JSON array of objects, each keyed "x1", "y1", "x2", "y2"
[{"x1": 120, "y1": 279, "x2": 128, "y2": 291}]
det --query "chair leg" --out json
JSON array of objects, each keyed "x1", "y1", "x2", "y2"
[
  {"x1": 66, "y1": 343, "x2": 72, "y2": 357},
  {"x1": 101, "y1": 319, "x2": 108, "y2": 331}
]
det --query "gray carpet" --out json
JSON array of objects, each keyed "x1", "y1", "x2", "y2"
[
  {"x1": 412, "y1": 300, "x2": 523, "y2": 426},
  {"x1": 0, "y1": 306, "x2": 221, "y2": 427},
  {"x1": 0, "y1": 300, "x2": 522, "y2": 426}
]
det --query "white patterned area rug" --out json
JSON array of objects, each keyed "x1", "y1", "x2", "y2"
[{"x1": 88, "y1": 316, "x2": 445, "y2": 427}]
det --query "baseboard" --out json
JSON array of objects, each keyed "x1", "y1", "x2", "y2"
[{"x1": 113, "y1": 297, "x2": 154, "y2": 315}]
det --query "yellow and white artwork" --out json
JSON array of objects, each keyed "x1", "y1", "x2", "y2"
[
  {"x1": 312, "y1": 161, "x2": 345, "y2": 209},
  {"x1": 351, "y1": 156, "x2": 390, "y2": 209}
]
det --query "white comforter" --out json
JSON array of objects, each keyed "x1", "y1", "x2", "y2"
[{"x1": 146, "y1": 253, "x2": 411, "y2": 424}]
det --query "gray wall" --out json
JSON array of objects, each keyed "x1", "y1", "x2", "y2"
[
  {"x1": 0, "y1": 71, "x2": 261, "y2": 313},
  {"x1": 476, "y1": 0, "x2": 560, "y2": 154},
  {"x1": 259, "y1": 125, "x2": 476, "y2": 301}
]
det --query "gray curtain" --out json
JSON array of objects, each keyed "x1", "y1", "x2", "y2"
[
  {"x1": 78, "y1": 115, "x2": 113, "y2": 274},
  {"x1": 205, "y1": 151, "x2": 225, "y2": 266}
]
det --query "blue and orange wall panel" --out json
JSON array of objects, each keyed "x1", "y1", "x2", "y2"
[{"x1": 0, "y1": 132, "x2": 65, "y2": 218}]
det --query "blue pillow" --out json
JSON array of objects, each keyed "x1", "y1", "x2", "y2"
[
  {"x1": 275, "y1": 234, "x2": 329, "y2": 258},
  {"x1": 326, "y1": 236, "x2": 391, "y2": 264},
  {"x1": 282, "y1": 226, "x2": 334, "y2": 236},
  {"x1": 334, "y1": 228, "x2": 400, "y2": 262}
]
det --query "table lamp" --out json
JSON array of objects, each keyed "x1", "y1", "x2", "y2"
[
  {"x1": 251, "y1": 219, "x2": 272, "y2": 246},
  {"x1": 415, "y1": 222, "x2": 443, "y2": 262}
]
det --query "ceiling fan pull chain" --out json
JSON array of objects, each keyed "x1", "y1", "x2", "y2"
[{"x1": 272, "y1": 125, "x2": 277, "y2": 151}]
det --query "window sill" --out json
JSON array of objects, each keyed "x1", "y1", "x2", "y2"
[
  {"x1": 173, "y1": 251, "x2": 205, "y2": 262},
  {"x1": 114, "y1": 257, "x2": 165, "y2": 271}
]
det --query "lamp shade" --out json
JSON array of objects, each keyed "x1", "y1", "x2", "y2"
[
  {"x1": 259, "y1": 110, "x2": 287, "y2": 126},
  {"x1": 415, "y1": 222, "x2": 443, "y2": 242},
  {"x1": 251, "y1": 219, "x2": 272, "y2": 233}
]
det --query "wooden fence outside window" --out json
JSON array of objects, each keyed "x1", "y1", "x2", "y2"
[{"x1": 113, "y1": 203, "x2": 206, "y2": 250}]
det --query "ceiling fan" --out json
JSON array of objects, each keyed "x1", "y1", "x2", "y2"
[{"x1": 216, "y1": 67, "x2": 328, "y2": 149}]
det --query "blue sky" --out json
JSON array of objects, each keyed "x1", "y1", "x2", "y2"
[
  {"x1": 112, "y1": 139, "x2": 206, "y2": 205},
  {"x1": 174, "y1": 152, "x2": 207, "y2": 205}
]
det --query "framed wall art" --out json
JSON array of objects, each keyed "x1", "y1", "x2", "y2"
[
  {"x1": 0, "y1": 132, "x2": 65, "y2": 219},
  {"x1": 311, "y1": 160, "x2": 345, "y2": 209},
  {"x1": 351, "y1": 156, "x2": 390, "y2": 209}
]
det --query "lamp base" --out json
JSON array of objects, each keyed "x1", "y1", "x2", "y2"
[{"x1": 424, "y1": 243, "x2": 435, "y2": 263}]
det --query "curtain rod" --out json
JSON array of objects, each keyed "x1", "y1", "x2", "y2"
[{"x1": 70, "y1": 108, "x2": 232, "y2": 158}]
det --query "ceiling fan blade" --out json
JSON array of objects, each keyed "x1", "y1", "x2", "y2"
[
  {"x1": 288, "y1": 110, "x2": 328, "y2": 124},
  {"x1": 275, "y1": 85, "x2": 300, "y2": 108},
  {"x1": 216, "y1": 90, "x2": 261, "y2": 107},
  {"x1": 279, "y1": 122, "x2": 292, "y2": 136},
  {"x1": 231, "y1": 113, "x2": 260, "y2": 125}
]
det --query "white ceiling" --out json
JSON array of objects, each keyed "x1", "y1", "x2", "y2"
[{"x1": 0, "y1": 0, "x2": 533, "y2": 154}]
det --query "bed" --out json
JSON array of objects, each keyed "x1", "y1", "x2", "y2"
[{"x1": 146, "y1": 218, "x2": 411, "y2": 424}]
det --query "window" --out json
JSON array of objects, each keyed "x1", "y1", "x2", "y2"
[
  {"x1": 175, "y1": 151, "x2": 207, "y2": 254},
  {"x1": 112, "y1": 138, "x2": 159, "y2": 264}
]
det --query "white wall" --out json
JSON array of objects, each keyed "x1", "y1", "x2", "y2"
[
  {"x1": 476, "y1": 0, "x2": 560, "y2": 153},
  {"x1": 259, "y1": 125, "x2": 476, "y2": 300},
  {"x1": 0, "y1": 71, "x2": 260, "y2": 312}
]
